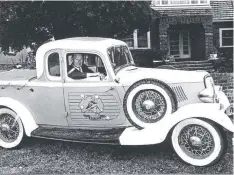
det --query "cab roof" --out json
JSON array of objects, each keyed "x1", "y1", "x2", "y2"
[
  {"x1": 36, "y1": 37, "x2": 127, "y2": 78},
  {"x1": 38, "y1": 37, "x2": 126, "y2": 52}
]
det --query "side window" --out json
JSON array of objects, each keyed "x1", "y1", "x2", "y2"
[
  {"x1": 66, "y1": 53, "x2": 107, "y2": 80},
  {"x1": 48, "y1": 52, "x2": 60, "y2": 77}
]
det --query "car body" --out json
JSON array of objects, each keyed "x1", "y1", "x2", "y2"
[{"x1": 0, "y1": 37, "x2": 233, "y2": 166}]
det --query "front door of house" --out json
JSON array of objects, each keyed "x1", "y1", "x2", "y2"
[{"x1": 168, "y1": 30, "x2": 191, "y2": 59}]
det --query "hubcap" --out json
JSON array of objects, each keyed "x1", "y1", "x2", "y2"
[
  {"x1": 1, "y1": 124, "x2": 10, "y2": 132},
  {"x1": 132, "y1": 90, "x2": 167, "y2": 123},
  {"x1": 179, "y1": 125, "x2": 214, "y2": 159},
  {"x1": 189, "y1": 136, "x2": 202, "y2": 147},
  {"x1": 142, "y1": 100, "x2": 156, "y2": 111},
  {"x1": 0, "y1": 114, "x2": 19, "y2": 143}
]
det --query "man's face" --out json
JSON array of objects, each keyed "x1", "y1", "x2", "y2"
[{"x1": 73, "y1": 54, "x2": 83, "y2": 67}]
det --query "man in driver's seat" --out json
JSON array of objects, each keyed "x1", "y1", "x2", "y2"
[{"x1": 68, "y1": 54, "x2": 100, "y2": 79}]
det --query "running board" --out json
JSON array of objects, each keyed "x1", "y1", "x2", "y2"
[{"x1": 31, "y1": 127, "x2": 126, "y2": 145}]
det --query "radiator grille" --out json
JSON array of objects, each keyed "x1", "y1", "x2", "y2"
[{"x1": 172, "y1": 86, "x2": 188, "y2": 102}]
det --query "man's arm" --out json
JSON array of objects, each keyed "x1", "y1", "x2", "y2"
[
  {"x1": 87, "y1": 72, "x2": 100, "y2": 77},
  {"x1": 68, "y1": 68, "x2": 75, "y2": 75},
  {"x1": 69, "y1": 71, "x2": 87, "y2": 79}
]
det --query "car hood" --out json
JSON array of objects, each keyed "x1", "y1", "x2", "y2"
[{"x1": 116, "y1": 66, "x2": 209, "y2": 86}]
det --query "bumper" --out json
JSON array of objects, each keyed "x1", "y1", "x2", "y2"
[
  {"x1": 215, "y1": 87, "x2": 234, "y2": 130},
  {"x1": 199, "y1": 86, "x2": 234, "y2": 145},
  {"x1": 215, "y1": 86, "x2": 231, "y2": 111}
]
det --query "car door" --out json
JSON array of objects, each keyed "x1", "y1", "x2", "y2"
[
  {"x1": 63, "y1": 51, "x2": 126, "y2": 127},
  {"x1": 27, "y1": 49, "x2": 68, "y2": 126}
]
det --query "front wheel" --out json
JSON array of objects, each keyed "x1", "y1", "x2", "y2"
[{"x1": 171, "y1": 118, "x2": 225, "y2": 166}]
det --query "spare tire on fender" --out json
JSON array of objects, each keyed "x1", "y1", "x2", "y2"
[{"x1": 123, "y1": 79, "x2": 178, "y2": 129}]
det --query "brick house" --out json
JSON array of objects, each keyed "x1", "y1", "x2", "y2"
[
  {"x1": 150, "y1": 0, "x2": 233, "y2": 61},
  {"x1": 211, "y1": 0, "x2": 233, "y2": 52},
  {"x1": 124, "y1": 0, "x2": 233, "y2": 62}
]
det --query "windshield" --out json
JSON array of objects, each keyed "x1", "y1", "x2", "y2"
[{"x1": 107, "y1": 45, "x2": 135, "y2": 73}]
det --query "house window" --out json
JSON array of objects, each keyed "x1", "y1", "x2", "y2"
[
  {"x1": 8, "y1": 47, "x2": 16, "y2": 55},
  {"x1": 171, "y1": 0, "x2": 189, "y2": 4},
  {"x1": 138, "y1": 31, "x2": 148, "y2": 48},
  {"x1": 9, "y1": 47, "x2": 14, "y2": 53},
  {"x1": 162, "y1": 0, "x2": 169, "y2": 4},
  {"x1": 121, "y1": 29, "x2": 151, "y2": 49},
  {"x1": 151, "y1": 0, "x2": 210, "y2": 6},
  {"x1": 219, "y1": 28, "x2": 233, "y2": 48},
  {"x1": 168, "y1": 30, "x2": 191, "y2": 58},
  {"x1": 121, "y1": 34, "x2": 134, "y2": 48}
]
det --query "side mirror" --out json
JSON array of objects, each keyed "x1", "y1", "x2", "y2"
[
  {"x1": 99, "y1": 73, "x2": 107, "y2": 81},
  {"x1": 99, "y1": 74, "x2": 104, "y2": 81},
  {"x1": 114, "y1": 77, "x2": 120, "y2": 83}
]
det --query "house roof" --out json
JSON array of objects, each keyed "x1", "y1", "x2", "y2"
[
  {"x1": 150, "y1": 8, "x2": 212, "y2": 18},
  {"x1": 151, "y1": 0, "x2": 234, "y2": 22},
  {"x1": 211, "y1": 0, "x2": 233, "y2": 22}
]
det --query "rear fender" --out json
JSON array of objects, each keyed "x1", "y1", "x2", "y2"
[
  {"x1": 0, "y1": 97, "x2": 38, "y2": 136},
  {"x1": 119, "y1": 103, "x2": 234, "y2": 145}
]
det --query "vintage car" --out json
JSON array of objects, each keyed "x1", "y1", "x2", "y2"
[{"x1": 0, "y1": 37, "x2": 233, "y2": 166}]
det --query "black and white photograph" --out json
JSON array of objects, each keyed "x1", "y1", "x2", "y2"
[{"x1": 0, "y1": 0, "x2": 233, "y2": 174}]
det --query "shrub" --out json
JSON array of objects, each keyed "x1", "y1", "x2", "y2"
[
  {"x1": 130, "y1": 49, "x2": 163, "y2": 68},
  {"x1": 212, "y1": 48, "x2": 233, "y2": 73}
]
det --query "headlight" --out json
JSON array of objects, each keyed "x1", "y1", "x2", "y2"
[
  {"x1": 198, "y1": 88, "x2": 215, "y2": 103},
  {"x1": 199, "y1": 75, "x2": 217, "y2": 103},
  {"x1": 204, "y1": 75, "x2": 215, "y2": 88}
]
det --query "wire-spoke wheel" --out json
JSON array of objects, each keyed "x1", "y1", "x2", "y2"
[
  {"x1": 132, "y1": 90, "x2": 167, "y2": 123},
  {"x1": 179, "y1": 124, "x2": 215, "y2": 159},
  {"x1": 123, "y1": 79, "x2": 177, "y2": 129},
  {"x1": 172, "y1": 118, "x2": 224, "y2": 166},
  {"x1": 0, "y1": 108, "x2": 24, "y2": 149}
]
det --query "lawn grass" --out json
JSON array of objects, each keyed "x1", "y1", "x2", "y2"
[{"x1": 0, "y1": 132, "x2": 233, "y2": 174}]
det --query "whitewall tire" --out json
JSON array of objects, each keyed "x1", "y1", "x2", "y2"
[
  {"x1": 123, "y1": 79, "x2": 177, "y2": 129},
  {"x1": 172, "y1": 118, "x2": 224, "y2": 166},
  {"x1": 0, "y1": 108, "x2": 24, "y2": 149}
]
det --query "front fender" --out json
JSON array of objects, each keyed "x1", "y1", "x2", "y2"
[
  {"x1": 0, "y1": 97, "x2": 38, "y2": 136},
  {"x1": 119, "y1": 103, "x2": 234, "y2": 145}
]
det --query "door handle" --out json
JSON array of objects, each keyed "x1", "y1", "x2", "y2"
[
  {"x1": 65, "y1": 111, "x2": 69, "y2": 118},
  {"x1": 105, "y1": 87, "x2": 114, "y2": 92}
]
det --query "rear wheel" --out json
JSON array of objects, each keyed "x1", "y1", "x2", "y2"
[
  {"x1": 0, "y1": 108, "x2": 24, "y2": 149},
  {"x1": 172, "y1": 118, "x2": 225, "y2": 166}
]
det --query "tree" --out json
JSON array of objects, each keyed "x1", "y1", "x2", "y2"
[{"x1": 0, "y1": 1, "x2": 151, "y2": 52}]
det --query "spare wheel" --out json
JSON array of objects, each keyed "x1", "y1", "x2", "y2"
[{"x1": 123, "y1": 79, "x2": 177, "y2": 129}]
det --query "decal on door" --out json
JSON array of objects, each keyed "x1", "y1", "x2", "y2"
[
  {"x1": 79, "y1": 94, "x2": 106, "y2": 120},
  {"x1": 68, "y1": 92, "x2": 120, "y2": 122}
]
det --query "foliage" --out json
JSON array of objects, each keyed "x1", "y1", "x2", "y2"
[
  {"x1": 131, "y1": 49, "x2": 163, "y2": 68},
  {"x1": 212, "y1": 48, "x2": 233, "y2": 73},
  {"x1": 0, "y1": 1, "x2": 151, "y2": 52}
]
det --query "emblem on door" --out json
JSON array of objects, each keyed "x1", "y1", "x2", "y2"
[{"x1": 79, "y1": 94, "x2": 109, "y2": 120}]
